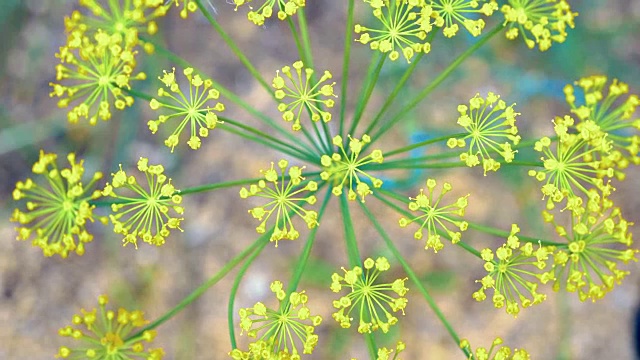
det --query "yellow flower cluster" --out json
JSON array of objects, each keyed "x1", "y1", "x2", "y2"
[
  {"x1": 11, "y1": 151, "x2": 103, "y2": 258},
  {"x1": 239, "y1": 159, "x2": 318, "y2": 245},
  {"x1": 320, "y1": 135, "x2": 384, "y2": 202},
  {"x1": 149, "y1": 67, "x2": 225, "y2": 152},
  {"x1": 431, "y1": 0, "x2": 498, "y2": 38},
  {"x1": 233, "y1": 0, "x2": 306, "y2": 26},
  {"x1": 460, "y1": 337, "x2": 530, "y2": 360},
  {"x1": 57, "y1": 295, "x2": 164, "y2": 360},
  {"x1": 102, "y1": 158, "x2": 184, "y2": 248}
]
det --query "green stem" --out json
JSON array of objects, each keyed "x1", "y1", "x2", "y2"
[
  {"x1": 465, "y1": 221, "x2": 564, "y2": 247},
  {"x1": 338, "y1": 193, "x2": 377, "y2": 358},
  {"x1": 228, "y1": 234, "x2": 270, "y2": 349},
  {"x1": 339, "y1": 0, "x2": 355, "y2": 137},
  {"x1": 370, "y1": 23, "x2": 505, "y2": 143},
  {"x1": 383, "y1": 133, "x2": 465, "y2": 157},
  {"x1": 358, "y1": 202, "x2": 472, "y2": 359},
  {"x1": 127, "y1": 233, "x2": 270, "y2": 340},
  {"x1": 195, "y1": 0, "x2": 271, "y2": 93},
  {"x1": 348, "y1": 52, "x2": 385, "y2": 137}
]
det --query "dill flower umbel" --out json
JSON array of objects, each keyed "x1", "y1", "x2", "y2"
[
  {"x1": 239, "y1": 159, "x2": 318, "y2": 246},
  {"x1": 543, "y1": 200, "x2": 637, "y2": 302},
  {"x1": 473, "y1": 224, "x2": 551, "y2": 316},
  {"x1": 353, "y1": 341, "x2": 406, "y2": 360},
  {"x1": 64, "y1": 0, "x2": 170, "y2": 53},
  {"x1": 11, "y1": 151, "x2": 103, "y2": 258},
  {"x1": 501, "y1": 0, "x2": 577, "y2": 51},
  {"x1": 564, "y1": 75, "x2": 640, "y2": 174},
  {"x1": 330, "y1": 257, "x2": 408, "y2": 333},
  {"x1": 320, "y1": 134, "x2": 384, "y2": 202},
  {"x1": 231, "y1": 280, "x2": 322, "y2": 359},
  {"x1": 171, "y1": 0, "x2": 198, "y2": 19},
  {"x1": 460, "y1": 337, "x2": 530, "y2": 360},
  {"x1": 232, "y1": 0, "x2": 306, "y2": 26},
  {"x1": 50, "y1": 31, "x2": 146, "y2": 125},
  {"x1": 355, "y1": 0, "x2": 435, "y2": 62},
  {"x1": 447, "y1": 92, "x2": 521, "y2": 175},
  {"x1": 398, "y1": 178, "x2": 469, "y2": 252},
  {"x1": 56, "y1": 295, "x2": 164, "y2": 360},
  {"x1": 431, "y1": 0, "x2": 498, "y2": 38},
  {"x1": 272, "y1": 61, "x2": 336, "y2": 131},
  {"x1": 149, "y1": 67, "x2": 225, "y2": 152},
  {"x1": 102, "y1": 157, "x2": 184, "y2": 248}
]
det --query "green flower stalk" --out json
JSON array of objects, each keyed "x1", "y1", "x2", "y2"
[
  {"x1": 501, "y1": 0, "x2": 577, "y2": 51},
  {"x1": 231, "y1": 280, "x2": 322, "y2": 359},
  {"x1": 431, "y1": 0, "x2": 499, "y2": 38},
  {"x1": 239, "y1": 159, "x2": 318, "y2": 245},
  {"x1": 102, "y1": 157, "x2": 184, "y2": 248},
  {"x1": 320, "y1": 134, "x2": 384, "y2": 202},
  {"x1": 11, "y1": 151, "x2": 104, "y2": 258},
  {"x1": 272, "y1": 60, "x2": 336, "y2": 131},
  {"x1": 56, "y1": 295, "x2": 164, "y2": 360},
  {"x1": 149, "y1": 67, "x2": 225, "y2": 152},
  {"x1": 564, "y1": 75, "x2": 640, "y2": 175},
  {"x1": 473, "y1": 224, "x2": 551, "y2": 317},
  {"x1": 354, "y1": 0, "x2": 435, "y2": 62},
  {"x1": 542, "y1": 200, "x2": 638, "y2": 302},
  {"x1": 232, "y1": 0, "x2": 306, "y2": 26},
  {"x1": 330, "y1": 257, "x2": 408, "y2": 334},
  {"x1": 398, "y1": 178, "x2": 469, "y2": 252},
  {"x1": 447, "y1": 92, "x2": 521, "y2": 175},
  {"x1": 460, "y1": 337, "x2": 530, "y2": 360},
  {"x1": 50, "y1": 30, "x2": 146, "y2": 125}
]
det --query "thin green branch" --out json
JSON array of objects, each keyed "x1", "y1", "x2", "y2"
[
  {"x1": 348, "y1": 52, "x2": 385, "y2": 137},
  {"x1": 339, "y1": 0, "x2": 356, "y2": 137}
]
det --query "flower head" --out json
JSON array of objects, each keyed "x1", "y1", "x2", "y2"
[
  {"x1": 460, "y1": 337, "x2": 530, "y2": 360},
  {"x1": 355, "y1": 0, "x2": 435, "y2": 62},
  {"x1": 232, "y1": 0, "x2": 305, "y2": 26},
  {"x1": 501, "y1": 0, "x2": 578, "y2": 51},
  {"x1": 102, "y1": 157, "x2": 184, "y2": 248},
  {"x1": 230, "y1": 280, "x2": 322, "y2": 359},
  {"x1": 447, "y1": 92, "x2": 521, "y2": 175},
  {"x1": 353, "y1": 341, "x2": 406, "y2": 360},
  {"x1": 398, "y1": 178, "x2": 469, "y2": 252},
  {"x1": 239, "y1": 159, "x2": 318, "y2": 246},
  {"x1": 64, "y1": 0, "x2": 170, "y2": 53},
  {"x1": 528, "y1": 121, "x2": 615, "y2": 212},
  {"x1": 320, "y1": 134, "x2": 384, "y2": 202},
  {"x1": 431, "y1": 0, "x2": 499, "y2": 38},
  {"x1": 330, "y1": 257, "x2": 408, "y2": 333},
  {"x1": 50, "y1": 31, "x2": 145, "y2": 125},
  {"x1": 149, "y1": 67, "x2": 225, "y2": 152},
  {"x1": 171, "y1": 0, "x2": 198, "y2": 19},
  {"x1": 543, "y1": 200, "x2": 637, "y2": 302},
  {"x1": 472, "y1": 224, "x2": 551, "y2": 317},
  {"x1": 11, "y1": 151, "x2": 103, "y2": 258},
  {"x1": 272, "y1": 61, "x2": 336, "y2": 131},
  {"x1": 56, "y1": 295, "x2": 164, "y2": 360},
  {"x1": 564, "y1": 75, "x2": 640, "y2": 175}
]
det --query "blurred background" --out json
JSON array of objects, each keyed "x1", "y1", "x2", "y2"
[{"x1": 1, "y1": 0, "x2": 640, "y2": 359}]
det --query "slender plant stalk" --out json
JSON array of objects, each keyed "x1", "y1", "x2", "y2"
[
  {"x1": 339, "y1": 0, "x2": 356, "y2": 137},
  {"x1": 348, "y1": 53, "x2": 385, "y2": 137}
]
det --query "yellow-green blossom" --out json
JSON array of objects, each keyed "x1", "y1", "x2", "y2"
[
  {"x1": 528, "y1": 121, "x2": 615, "y2": 212},
  {"x1": 320, "y1": 134, "x2": 384, "y2": 202},
  {"x1": 50, "y1": 31, "x2": 145, "y2": 125},
  {"x1": 330, "y1": 257, "x2": 408, "y2": 333},
  {"x1": 11, "y1": 151, "x2": 104, "y2": 258},
  {"x1": 398, "y1": 178, "x2": 469, "y2": 252},
  {"x1": 56, "y1": 295, "x2": 164, "y2": 360},
  {"x1": 501, "y1": 0, "x2": 577, "y2": 51},
  {"x1": 460, "y1": 337, "x2": 530, "y2": 360},
  {"x1": 542, "y1": 200, "x2": 637, "y2": 302},
  {"x1": 102, "y1": 157, "x2": 184, "y2": 248},
  {"x1": 447, "y1": 92, "x2": 521, "y2": 175},
  {"x1": 230, "y1": 280, "x2": 322, "y2": 359},
  {"x1": 355, "y1": 0, "x2": 435, "y2": 62},
  {"x1": 232, "y1": 0, "x2": 306, "y2": 26},
  {"x1": 272, "y1": 61, "x2": 336, "y2": 131},
  {"x1": 149, "y1": 67, "x2": 225, "y2": 152},
  {"x1": 473, "y1": 224, "x2": 551, "y2": 317},
  {"x1": 239, "y1": 159, "x2": 318, "y2": 246},
  {"x1": 431, "y1": 0, "x2": 498, "y2": 37},
  {"x1": 171, "y1": 0, "x2": 198, "y2": 19},
  {"x1": 64, "y1": 0, "x2": 170, "y2": 53},
  {"x1": 352, "y1": 341, "x2": 406, "y2": 360},
  {"x1": 564, "y1": 75, "x2": 640, "y2": 175}
]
